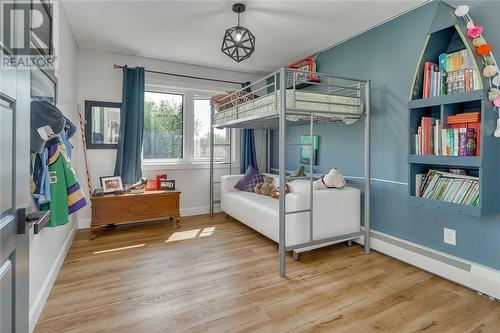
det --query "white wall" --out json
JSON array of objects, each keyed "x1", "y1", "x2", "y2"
[
  {"x1": 76, "y1": 48, "x2": 264, "y2": 227},
  {"x1": 29, "y1": 4, "x2": 80, "y2": 331}
]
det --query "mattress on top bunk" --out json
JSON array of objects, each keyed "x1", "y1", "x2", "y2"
[{"x1": 213, "y1": 89, "x2": 363, "y2": 125}]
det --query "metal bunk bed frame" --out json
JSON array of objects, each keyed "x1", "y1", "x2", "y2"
[{"x1": 209, "y1": 67, "x2": 371, "y2": 277}]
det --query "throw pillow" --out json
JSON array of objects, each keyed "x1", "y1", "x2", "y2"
[{"x1": 235, "y1": 165, "x2": 263, "y2": 192}]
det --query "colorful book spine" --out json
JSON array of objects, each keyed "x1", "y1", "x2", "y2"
[
  {"x1": 453, "y1": 128, "x2": 459, "y2": 156},
  {"x1": 458, "y1": 128, "x2": 477, "y2": 156}
]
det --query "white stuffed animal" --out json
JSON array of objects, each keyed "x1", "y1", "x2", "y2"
[{"x1": 313, "y1": 169, "x2": 346, "y2": 190}]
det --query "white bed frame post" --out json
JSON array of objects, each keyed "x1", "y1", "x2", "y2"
[
  {"x1": 364, "y1": 80, "x2": 371, "y2": 254},
  {"x1": 278, "y1": 66, "x2": 287, "y2": 277}
]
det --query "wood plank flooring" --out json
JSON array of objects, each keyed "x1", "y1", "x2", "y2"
[{"x1": 35, "y1": 214, "x2": 500, "y2": 333}]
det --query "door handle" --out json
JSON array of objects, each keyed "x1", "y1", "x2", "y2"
[{"x1": 17, "y1": 208, "x2": 51, "y2": 234}]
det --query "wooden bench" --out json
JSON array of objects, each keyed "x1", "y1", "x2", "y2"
[{"x1": 90, "y1": 190, "x2": 181, "y2": 238}]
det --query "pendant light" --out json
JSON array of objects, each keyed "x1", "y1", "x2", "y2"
[{"x1": 221, "y1": 3, "x2": 255, "y2": 63}]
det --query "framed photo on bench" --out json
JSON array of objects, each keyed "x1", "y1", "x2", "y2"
[{"x1": 100, "y1": 176, "x2": 124, "y2": 193}]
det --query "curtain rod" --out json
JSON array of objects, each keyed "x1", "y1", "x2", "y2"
[{"x1": 113, "y1": 64, "x2": 243, "y2": 85}]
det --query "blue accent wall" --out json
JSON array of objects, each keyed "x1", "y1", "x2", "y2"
[{"x1": 272, "y1": 1, "x2": 500, "y2": 270}]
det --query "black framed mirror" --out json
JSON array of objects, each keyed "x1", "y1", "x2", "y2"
[{"x1": 84, "y1": 100, "x2": 121, "y2": 149}]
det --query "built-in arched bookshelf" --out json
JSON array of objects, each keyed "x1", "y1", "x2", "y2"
[{"x1": 407, "y1": 2, "x2": 500, "y2": 217}]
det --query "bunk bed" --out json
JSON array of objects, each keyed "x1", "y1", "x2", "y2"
[{"x1": 209, "y1": 67, "x2": 371, "y2": 277}]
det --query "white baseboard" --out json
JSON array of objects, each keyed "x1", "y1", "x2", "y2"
[
  {"x1": 181, "y1": 205, "x2": 221, "y2": 217},
  {"x1": 29, "y1": 222, "x2": 78, "y2": 332},
  {"x1": 77, "y1": 206, "x2": 221, "y2": 229},
  {"x1": 78, "y1": 218, "x2": 91, "y2": 229},
  {"x1": 362, "y1": 230, "x2": 500, "y2": 300}
]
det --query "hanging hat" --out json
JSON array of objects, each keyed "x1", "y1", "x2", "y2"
[
  {"x1": 473, "y1": 37, "x2": 486, "y2": 47},
  {"x1": 484, "y1": 65, "x2": 498, "y2": 78},
  {"x1": 455, "y1": 5, "x2": 470, "y2": 17},
  {"x1": 30, "y1": 101, "x2": 66, "y2": 153},
  {"x1": 476, "y1": 44, "x2": 493, "y2": 56},
  {"x1": 488, "y1": 88, "x2": 500, "y2": 102},
  {"x1": 492, "y1": 75, "x2": 500, "y2": 87}
]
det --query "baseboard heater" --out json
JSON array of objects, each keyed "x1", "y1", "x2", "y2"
[
  {"x1": 371, "y1": 232, "x2": 472, "y2": 272},
  {"x1": 359, "y1": 230, "x2": 500, "y2": 301}
]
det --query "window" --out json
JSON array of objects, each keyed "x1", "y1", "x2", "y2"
[
  {"x1": 84, "y1": 100, "x2": 121, "y2": 149},
  {"x1": 193, "y1": 99, "x2": 228, "y2": 161},
  {"x1": 143, "y1": 92, "x2": 183, "y2": 160}
]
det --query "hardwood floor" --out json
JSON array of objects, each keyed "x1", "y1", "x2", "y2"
[{"x1": 35, "y1": 214, "x2": 500, "y2": 333}]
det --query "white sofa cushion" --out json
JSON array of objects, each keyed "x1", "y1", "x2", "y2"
[{"x1": 220, "y1": 174, "x2": 360, "y2": 247}]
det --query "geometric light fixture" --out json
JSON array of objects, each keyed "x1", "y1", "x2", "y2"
[{"x1": 221, "y1": 3, "x2": 256, "y2": 62}]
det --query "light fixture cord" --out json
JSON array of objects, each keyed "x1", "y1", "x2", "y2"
[{"x1": 237, "y1": 12, "x2": 240, "y2": 26}]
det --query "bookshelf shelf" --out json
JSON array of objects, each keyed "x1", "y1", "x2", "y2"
[
  {"x1": 408, "y1": 155, "x2": 481, "y2": 167},
  {"x1": 407, "y1": 2, "x2": 500, "y2": 218},
  {"x1": 408, "y1": 196, "x2": 481, "y2": 217},
  {"x1": 409, "y1": 90, "x2": 483, "y2": 109}
]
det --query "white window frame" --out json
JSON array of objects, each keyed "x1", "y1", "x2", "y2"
[
  {"x1": 192, "y1": 95, "x2": 230, "y2": 163},
  {"x1": 142, "y1": 90, "x2": 185, "y2": 163},
  {"x1": 141, "y1": 85, "x2": 237, "y2": 170}
]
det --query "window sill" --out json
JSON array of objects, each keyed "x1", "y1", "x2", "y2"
[{"x1": 141, "y1": 161, "x2": 238, "y2": 171}]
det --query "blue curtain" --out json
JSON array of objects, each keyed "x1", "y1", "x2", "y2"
[
  {"x1": 240, "y1": 129, "x2": 258, "y2": 173},
  {"x1": 240, "y1": 81, "x2": 258, "y2": 173},
  {"x1": 114, "y1": 66, "x2": 145, "y2": 184}
]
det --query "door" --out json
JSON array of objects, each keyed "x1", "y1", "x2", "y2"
[
  {"x1": 0, "y1": 75, "x2": 30, "y2": 333},
  {"x1": 1, "y1": 1, "x2": 31, "y2": 331}
]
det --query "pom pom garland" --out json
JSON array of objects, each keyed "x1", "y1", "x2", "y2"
[
  {"x1": 473, "y1": 37, "x2": 486, "y2": 47},
  {"x1": 488, "y1": 88, "x2": 500, "y2": 102},
  {"x1": 467, "y1": 25, "x2": 484, "y2": 38},
  {"x1": 484, "y1": 65, "x2": 498, "y2": 78},
  {"x1": 476, "y1": 44, "x2": 493, "y2": 57},
  {"x1": 493, "y1": 75, "x2": 500, "y2": 87},
  {"x1": 455, "y1": 6, "x2": 500, "y2": 135},
  {"x1": 483, "y1": 56, "x2": 495, "y2": 66},
  {"x1": 455, "y1": 5, "x2": 470, "y2": 17}
]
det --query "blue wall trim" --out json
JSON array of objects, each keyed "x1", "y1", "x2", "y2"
[{"x1": 272, "y1": 1, "x2": 500, "y2": 270}]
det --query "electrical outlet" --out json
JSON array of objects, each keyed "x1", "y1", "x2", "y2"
[{"x1": 444, "y1": 228, "x2": 456, "y2": 246}]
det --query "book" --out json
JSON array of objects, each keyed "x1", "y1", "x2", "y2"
[
  {"x1": 423, "y1": 62, "x2": 433, "y2": 99},
  {"x1": 415, "y1": 174, "x2": 424, "y2": 196},
  {"x1": 458, "y1": 128, "x2": 477, "y2": 156},
  {"x1": 448, "y1": 113, "x2": 481, "y2": 156},
  {"x1": 420, "y1": 117, "x2": 437, "y2": 155},
  {"x1": 439, "y1": 53, "x2": 447, "y2": 71},
  {"x1": 434, "y1": 120, "x2": 441, "y2": 155},
  {"x1": 453, "y1": 128, "x2": 459, "y2": 156},
  {"x1": 417, "y1": 169, "x2": 479, "y2": 206}
]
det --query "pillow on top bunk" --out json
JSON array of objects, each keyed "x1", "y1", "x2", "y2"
[
  {"x1": 234, "y1": 165, "x2": 264, "y2": 192},
  {"x1": 210, "y1": 91, "x2": 255, "y2": 112}
]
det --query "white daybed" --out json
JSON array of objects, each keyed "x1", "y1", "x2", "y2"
[{"x1": 221, "y1": 176, "x2": 361, "y2": 247}]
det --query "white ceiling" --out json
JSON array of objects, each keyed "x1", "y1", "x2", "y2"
[{"x1": 62, "y1": 0, "x2": 427, "y2": 73}]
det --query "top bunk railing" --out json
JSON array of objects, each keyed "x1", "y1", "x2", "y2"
[{"x1": 212, "y1": 67, "x2": 369, "y2": 128}]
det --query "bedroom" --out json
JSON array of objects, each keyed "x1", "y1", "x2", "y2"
[{"x1": 1, "y1": 0, "x2": 500, "y2": 332}]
